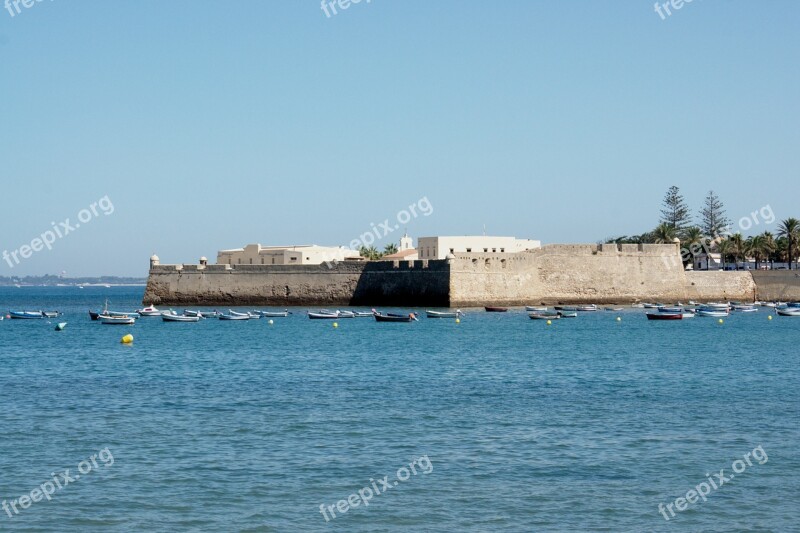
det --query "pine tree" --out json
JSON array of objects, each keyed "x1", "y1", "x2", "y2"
[
  {"x1": 659, "y1": 186, "x2": 691, "y2": 232},
  {"x1": 700, "y1": 190, "x2": 731, "y2": 239}
]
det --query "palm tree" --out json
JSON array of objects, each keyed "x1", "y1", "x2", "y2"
[
  {"x1": 682, "y1": 226, "x2": 705, "y2": 268},
  {"x1": 747, "y1": 234, "x2": 775, "y2": 270},
  {"x1": 778, "y1": 218, "x2": 800, "y2": 269},
  {"x1": 383, "y1": 243, "x2": 398, "y2": 256},
  {"x1": 717, "y1": 239, "x2": 733, "y2": 270},
  {"x1": 762, "y1": 232, "x2": 777, "y2": 269},
  {"x1": 653, "y1": 223, "x2": 678, "y2": 244},
  {"x1": 358, "y1": 245, "x2": 382, "y2": 260},
  {"x1": 728, "y1": 233, "x2": 746, "y2": 269}
]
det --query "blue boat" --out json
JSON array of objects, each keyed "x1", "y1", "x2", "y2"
[{"x1": 8, "y1": 311, "x2": 45, "y2": 319}]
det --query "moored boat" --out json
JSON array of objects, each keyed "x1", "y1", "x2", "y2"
[
  {"x1": 484, "y1": 306, "x2": 508, "y2": 312},
  {"x1": 696, "y1": 309, "x2": 729, "y2": 318},
  {"x1": 646, "y1": 312, "x2": 682, "y2": 320},
  {"x1": 136, "y1": 305, "x2": 161, "y2": 316},
  {"x1": 99, "y1": 314, "x2": 136, "y2": 325},
  {"x1": 525, "y1": 306, "x2": 547, "y2": 312},
  {"x1": 256, "y1": 310, "x2": 292, "y2": 318},
  {"x1": 426, "y1": 310, "x2": 463, "y2": 318},
  {"x1": 373, "y1": 310, "x2": 418, "y2": 322},
  {"x1": 529, "y1": 313, "x2": 560, "y2": 320},
  {"x1": 776, "y1": 307, "x2": 800, "y2": 317},
  {"x1": 576, "y1": 304, "x2": 598, "y2": 312},
  {"x1": 162, "y1": 313, "x2": 201, "y2": 322},
  {"x1": 558, "y1": 311, "x2": 578, "y2": 318},
  {"x1": 337, "y1": 310, "x2": 356, "y2": 318},
  {"x1": 308, "y1": 310, "x2": 339, "y2": 319},
  {"x1": 658, "y1": 306, "x2": 683, "y2": 313},
  {"x1": 8, "y1": 311, "x2": 45, "y2": 319},
  {"x1": 219, "y1": 312, "x2": 250, "y2": 320}
]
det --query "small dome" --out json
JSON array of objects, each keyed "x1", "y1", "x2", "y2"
[
  {"x1": 200, "y1": 256, "x2": 208, "y2": 262},
  {"x1": 672, "y1": 237, "x2": 681, "y2": 244},
  {"x1": 150, "y1": 254, "x2": 160, "y2": 261},
  {"x1": 445, "y1": 253, "x2": 456, "y2": 260}
]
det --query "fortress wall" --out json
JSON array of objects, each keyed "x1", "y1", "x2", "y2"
[
  {"x1": 684, "y1": 271, "x2": 756, "y2": 302},
  {"x1": 143, "y1": 260, "x2": 450, "y2": 306},
  {"x1": 751, "y1": 271, "x2": 800, "y2": 301},
  {"x1": 449, "y1": 244, "x2": 691, "y2": 306}
]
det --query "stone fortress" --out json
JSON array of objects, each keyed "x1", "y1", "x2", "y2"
[{"x1": 142, "y1": 234, "x2": 800, "y2": 306}]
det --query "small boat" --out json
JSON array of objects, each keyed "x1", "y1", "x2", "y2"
[
  {"x1": 55, "y1": 322, "x2": 67, "y2": 331},
  {"x1": 576, "y1": 304, "x2": 598, "y2": 312},
  {"x1": 554, "y1": 306, "x2": 578, "y2": 312},
  {"x1": 89, "y1": 310, "x2": 100, "y2": 320},
  {"x1": 646, "y1": 312, "x2": 682, "y2": 320},
  {"x1": 696, "y1": 309, "x2": 729, "y2": 318},
  {"x1": 604, "y1": 307, "x2": 624, "y2": 311},
  {"x1": 529, "y1": 313, "x2": 560, "y2": 320},
  {"x1": 776, "y1": 308, "x2": 800, "y2": 317},
  {"x1": 642, "y1": 303, "x2": 657, "y2": 309},
  {"x1": 732, "y1": 305, "x2": 758, "y2": 313},
  {"x1": 788, "y1": 302, "x2": 800, "y2": 308},
  {"x1": 257, "y1": 310, "x2": 292, "y2": 318},
  {"x1": 308, "y1": 310, "x2": 339, "y2": 319},
  {"x1": 630, "y1": 303, "x2": 645, "y2": 308},
  {"x1": 162, "y1": 313, "x2": 201, "y2": 322},
  {"x1": 426, "y1": 310, "x2": 463, "y2": 318},
  {"x1": 703, "y1": 302, "x2": 731, "y2": 311},
  {"x1": 658, "y1": 306, "x2": 683, "y2": 313},
  {"x1": 99, "y1": 315, "x2": 136, "y2": 325},
  {"x1": 219, "y1": 313, "x2": 250, "y2": 320},
  {"x1": 484, "y1": 307, "x2": 508, "y2": 312},
  {"x1": 525, "y1": 306, "x2": 547, "y2": 312},
  {"x1": 681, "y1": 311, "x2": 696, "y2": 319},
  {"x1": 136, "y1": 305, "x2": 162, "y2": 316},
  {"x1": 337, "y1": 310, "x2": 356, "y2": 319},
  {"x1": 184, "y1": 310, "x2": 220, "y2": 318},
  {"x1": 353, "y1": 311, "x2": 374, "y2": 317},
  {"x1": 8, "y1": 311, "x2": 45, "y2": 319},
  {"x1": 42, "y1": 311, "x2": 62, "y2": 318},
  {"x1": 373, "y1": 311, "x2": 418, "y2": 322},
  {"x1": 558, "y1": 311, "x2": 578, "y2": 318}
]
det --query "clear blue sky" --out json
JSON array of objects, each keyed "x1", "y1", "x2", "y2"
[{"x1": 1, "y1": 1, "x2": 798, "y2": 276}]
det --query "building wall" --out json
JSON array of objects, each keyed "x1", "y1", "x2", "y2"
[
  {"x1": 751, "y1": 271, "x2": 800, "y2": 301},
  {"x1": 216, "y1": 244, "x2": 356, "y2": 266},
  {"x1": 417, "y1": 236, "x2": 542, "y2": 260}
]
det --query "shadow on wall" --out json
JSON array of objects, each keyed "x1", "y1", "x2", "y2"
[{"x1": 351, "y1": 260, "x2": 450, "y2": 307}]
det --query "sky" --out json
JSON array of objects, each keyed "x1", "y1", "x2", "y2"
[{"x1": 1, "y1": 0, "x2": 798, "y2": 276}]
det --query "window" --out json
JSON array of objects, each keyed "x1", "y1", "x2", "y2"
[
  {"x1": 290, "y1": 257, "x2": 297, "y2": 262},
  {"x1": 500, "y1": 248, "x2": 505, "y2": 252},
  {"x1": 492, "y1": 248, "x2": 496, "y2": 253},
  {"x1": 449, "y1": 248, "x2": 454, "y2": 254},
  {"x1": 261, "y1": 258, "x2": 264, "y2": 264},
  {"x1": 249, "y1": 258, "x2": 252, "y2": 264},
  {"x1": 483, "y1": 248, "x2": 488, "y2": 253},
  {"x1": 466, "y1": 248, "x2": 472, "y2": 252},
  {"x1": 237, "y1": 258, "x2": 241, "y2": 264}
]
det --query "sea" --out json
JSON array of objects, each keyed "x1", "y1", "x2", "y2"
[{"x1": 0, "y1": 286, "x2": 798, "y2": 532}]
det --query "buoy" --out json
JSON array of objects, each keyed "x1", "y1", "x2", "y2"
[
  {"x1": 55, "y1": 322, "x2": 67, "y2": 331},
  {"x1": 455, "y1": 318, "x2": 460, "y2": 324},
  {"x1": 616, "y1": 317, "x2": 621, "y2": 322},
  {"x1": 768, "y1": 315, "x2": 773, "y2": 320},
  {"x1": 121, "y1": 334, "x2": 134, "y2": 344},
  {"x1": 333, "y1": 322, "x2": 338, "y2": 328},
  {"x1": 268, "y1": 319, "x2": 274, "y2": 325},
  {"x1": 718, "y1": 319, "x2": 724, "y2": 325},
  {"x1": 546, "y1": 320, "x2": 552, "y2": 325}
]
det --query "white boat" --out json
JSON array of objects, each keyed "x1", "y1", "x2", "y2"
[
  {"x1": 136, "y1": 305, "x2": 161, "y2": 316},
  {"x1": 576, "y1": 304, "x2": 598, "y2": 312},
  {"x1": 642, "y1": 303, "x2": 657, "y2": 309},
  {"x1": 353, "y1": 311, "x2": 374, "y2": 317},
  {"x1": 426, "y1": 310, "x2": 463, "y2": 318},
  {"x1": 308, "y1": 310, "x2": 339, "y2": 319},
  {"x1": 257, "y1": 310, "x2": 292, "y2": 317},
  {"x1": 776, "y1": 308, "x2": 800, "y2": 317},
  {"x1": 525, "y1": 306, "x2": 547, "y2": 312},
  {"x1": 219, "y1": 313, "x2": 250, "y2": 320},
  {"x1": 696, "y1": 309, "x2": 729, "y2": 318},
  {"x1": 703, "y1": 302, "x2": 731, "y2": 311},
  {"x1": 337, "y1": 310, "x2": 356, "y2": 318},
  {"x1": 99, "y1": 314, "x2": 136, "y2": 325},
  {"x1": 732, "y1": 305, "x2": 758, "y2": 313},
  {"x1": 681, "y1": 311, "x2": 696, "y2": 319},
  {"x1": 184, "y1": 310, "x2": 219, "y2": 318},
  {"x1": 162, "y1": 313, "x2": 200, "y2": 322}
]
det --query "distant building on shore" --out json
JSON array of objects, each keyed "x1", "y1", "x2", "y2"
[
  {"x1": 383, "y1": 231, "x2": 419, "y2": 261},
  {"x1": 416, "y1": 236, "x2": 541, "y2": 260},
  {"x1": 217, "y1": 244, "x2": 359, "y2": 266}
]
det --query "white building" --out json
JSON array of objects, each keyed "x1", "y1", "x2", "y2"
[
  {"x1": 217, "y1": 244, "x2": 359, "y2": 266},
  {"x1": 416, "y1": 236, "x2": 542, "y2": 260}
]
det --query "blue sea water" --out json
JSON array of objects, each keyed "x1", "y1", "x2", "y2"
[{"x1": 0, "y1": 287, "x2": 798, "y2": 532}]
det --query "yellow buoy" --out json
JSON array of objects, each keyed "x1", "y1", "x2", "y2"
[
  {"x1": 268, "y1": 319, "x2": 274, "y2": 325},
  {"x1": 616, "y1": 317, "x2": 621, "y2": 322},
  {"x1": 333, "y1": 322, "x2": 338, "y2": 328},
  {"x1": 455, "y1": 318, "x2": 460, "y2": 324},
  {"x1": 546, "y1": 320, "x2": 552, "y2": 325},
  {"x1": 768, "y1": 315, "x2": 773, "y2": 320},
  {"x1": 718, "y1": 319, "x2": 724, "y2": 324},
  {"x1": 121, "y1": 334, "x2": 133, "y2": 344}
]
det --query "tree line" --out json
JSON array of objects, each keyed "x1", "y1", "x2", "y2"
[{"x1": 606, "y1": 186, "x2": 800, "y2": 270}]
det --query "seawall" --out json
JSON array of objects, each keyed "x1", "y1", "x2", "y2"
[
  {"x1": 143, "y1": 261, "x2": 450, "y2": 306},
  {"x1": 144, "y1": 244, "x2": 792, "y2": 306}
]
